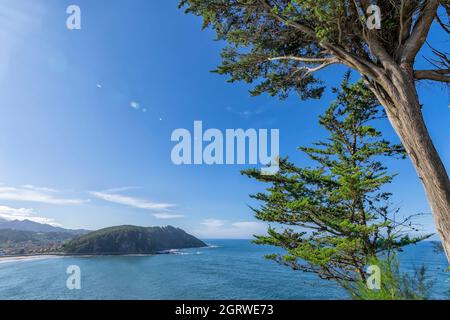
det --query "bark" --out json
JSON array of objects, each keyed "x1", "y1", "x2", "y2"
[{"x1": 371, "y1": 67, "x2": 450, "y2": 262}]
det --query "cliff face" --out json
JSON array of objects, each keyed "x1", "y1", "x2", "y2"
[{"x1": 63, "y1": 225, "x2": 206, "y2": 254}]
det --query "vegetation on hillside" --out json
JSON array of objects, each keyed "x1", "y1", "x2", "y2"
[
  {"x1": 0, "y1": 229, "x2": 74, "y2": 246},
  {"x1": 63, "y1": 225, "x2": 206, "y2": 254}
]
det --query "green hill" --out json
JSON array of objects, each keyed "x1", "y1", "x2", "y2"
[{"x1": 62, "y1": 225, "x2": 206, "y2": 254}]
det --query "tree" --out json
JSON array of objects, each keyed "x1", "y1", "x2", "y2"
[
  {"x1": 179, "y1": 0, "x2": 450, "y2": 261},
  {"x1": 241, "y1": 76, "x2": 430, "y2": 295},
  {"x1": 353, "y1": 256, "x2": 433, "y2": 300}
]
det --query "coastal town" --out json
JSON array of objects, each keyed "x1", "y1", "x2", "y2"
[{"x1": 0, "y1": 241, "x2": 63, "y2": 256}]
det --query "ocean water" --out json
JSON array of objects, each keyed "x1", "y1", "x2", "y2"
[{"x1": 0, "y1": 240, "x2": 448, "y2": 300}]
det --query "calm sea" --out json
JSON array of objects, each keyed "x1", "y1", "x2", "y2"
[{"x1": 0, "y1": 240, "x2": 448, "y2": 300}]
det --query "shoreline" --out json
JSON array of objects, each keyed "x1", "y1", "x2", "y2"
[
  {"x1": 0, "y1": 254, "x2": 64, "y2": 263},
  {"x1": 0, "y1": 253, "x2": 157, "y2": 263},
  {"x1": 0, "y1": 245, "x2": 212, "y2": 262}
]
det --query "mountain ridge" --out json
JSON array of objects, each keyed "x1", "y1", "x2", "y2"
[{"x1": 0, "y1": 218, "x2": 89, "y2": 235}]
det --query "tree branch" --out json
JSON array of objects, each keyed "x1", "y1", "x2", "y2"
[
  {"x1": 268, "y1": 56, "x2": 332, "y2": 63},
  {"x1": 399, "y1": 0, "x2": 441, "y2": 65},
  {"x1": 259, "y1": 0, "x2": 386, "y2": 87},
  {"x1": 436, "y1": 13, "x2": 450, "y2": 34},
  {"x1": 302, "y1": 59, "x2": 340, "y2": 75},
  {"x1": 257, "y1": 0, "x2": 317, "y2": 38},
  {"x1": 414, "y1": 68, "x2": 450, "y2": 82}
]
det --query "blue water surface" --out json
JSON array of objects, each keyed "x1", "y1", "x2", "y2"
[{"x1": 0, "y1": 240, "x2": 448, "y2": 300}]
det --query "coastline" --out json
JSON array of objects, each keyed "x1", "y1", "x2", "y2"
[
  {"x1": 0, "y1": 254, "x2": 64, "y2": 263},
  {"x1": 0, "y1": 245, "x2": 212, "y2": 262}
]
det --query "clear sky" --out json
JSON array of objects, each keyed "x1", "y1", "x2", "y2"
[{"x1": 0, "y1": 0, "x2": 448, "y2": 239}]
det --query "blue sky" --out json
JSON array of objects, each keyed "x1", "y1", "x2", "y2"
[{"x1": 0, "y1": 0, "x2": 448, "y2": 239}]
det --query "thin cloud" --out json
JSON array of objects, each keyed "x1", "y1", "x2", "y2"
[
  {"x1": 153, "y1": 213, "x2": 184, "y2": 219},
  {"x1": 102, "y1": 186, "x2": 140, "y2": 193},
  {"x1": 231, "y1": 221, "x2": 265, "y2": 229},
  {"x1": 195, "y1": 219, "x2": 267, "y2": 239},
  {"x1": 0, "y1": 186, "x2": 87, "y2": 205},
  {"x1": 0, "y1": 205, "x2": 61, "y2": 226},
  {"x1": 90, "y1": 191, "x2": 175, "y2": 211},
  {"x1": 226, "y1": 106, "x2": 265, "y2": 119},
  {"x1": 20, "y1": 185, "x2": 58, "y2": 193},
  {"x1": 201, "y1": 219, "x2": 226, "y2": 228}
]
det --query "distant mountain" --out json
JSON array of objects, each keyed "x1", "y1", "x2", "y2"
[
  {"x1": 0, "y1": 218, "x2": 88, "y2": 235},
  {"x1": 63, "y1": 225, "x2": 206, "y2": 254}
]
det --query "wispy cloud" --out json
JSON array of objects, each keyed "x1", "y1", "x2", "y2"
[
  {"x1": 201, "y1": 219, "x2": 226, "y2": 228},
  {"x1": 195, "y1": 219, "x2": 267, "y2": 239},
  {"x1": 231, "y1": 221, "x2": 265, "y2": 229},
  {"x1": 102, "y1": 186, "x2": 140, "y2": 193},
  {"x1": 90, "y1": 191, "x2": 175, "y2": 211},
  {"x1": 20, "y1": 185, "x2": 58, "y2": 193},
  {"x1": 153, "y1": 213, "x2": 184, "y2": 219},
  {"x1": 0, "y1": 185, "x2": 87, "y2": 205},
  {"x1": 0, "y1": 205, "x2": 61, "y2": 226},
  {"x1": 226, "y1": 106, "x2": 265, "y2": 119}
]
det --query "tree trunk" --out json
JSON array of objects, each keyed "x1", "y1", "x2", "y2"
[{"x1": 378, "y1": 73, "x2": 450, "y2": 262}]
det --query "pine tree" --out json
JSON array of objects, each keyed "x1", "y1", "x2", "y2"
[
  {"x1": 242, "y1": 75, "x2": 431, "y2": 292},
  {"x1": 180, "y1": 0, "x2": 450, "y2": 262}
]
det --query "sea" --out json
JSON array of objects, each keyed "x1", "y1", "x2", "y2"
[{"x1": 0, "y1": 240, "x2": 448, "y2": 300}]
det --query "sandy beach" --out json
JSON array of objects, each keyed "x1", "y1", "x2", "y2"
[{"x1": 0, "y1": 254, "x2": 63, "y2": 264}]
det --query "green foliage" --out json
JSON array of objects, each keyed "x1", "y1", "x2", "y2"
[
  {"x1": 178, "y1": 0, "x2": 435, "y2": 100},
  {"x1": 179, "y1": 1, "x2": 443, "y2": 297},
  {"x1": 179, "y1": 0, "x2": 329, "y2": 100},
  {"x1": 63, "y1": 225, "x2": 206, "y2": 254},
  {"x1": 242, "y1": 75, "x2": 431, "y2": 292},
  {"x1": 353, "y1": 255, "x2": 433, "y2": 300}
]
